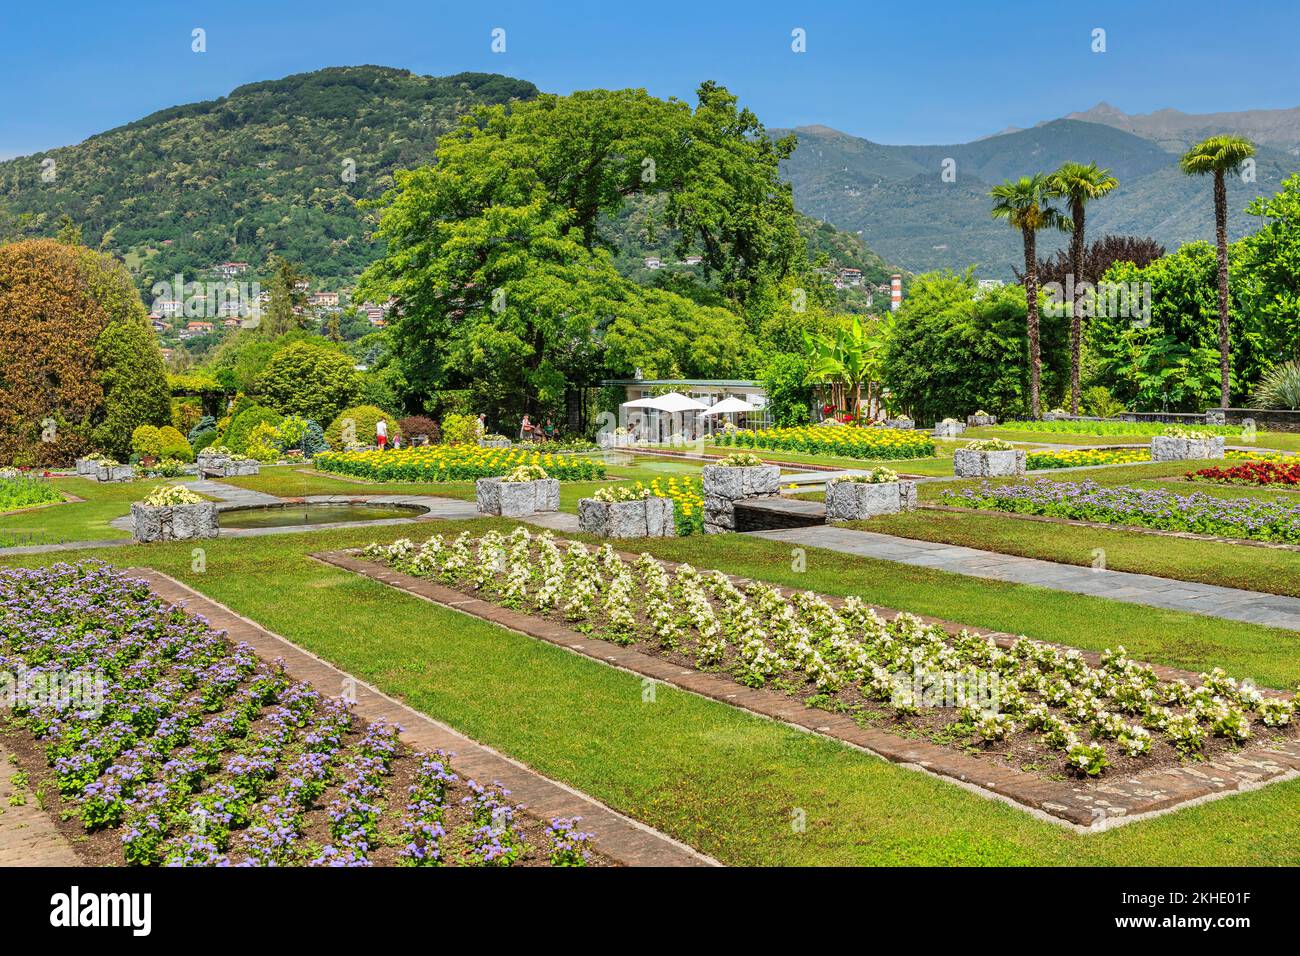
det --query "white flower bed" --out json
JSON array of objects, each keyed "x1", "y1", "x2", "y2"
[{"x1": 362, "y1": 529, "x2": 1296, "y2": 780}]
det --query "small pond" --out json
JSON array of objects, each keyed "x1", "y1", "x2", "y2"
[{"x1": 219, "y1": 503, "x2": 425, "y2": 529}]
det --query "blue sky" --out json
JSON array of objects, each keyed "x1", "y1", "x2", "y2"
[{"x1": 3, "y1": 0, "x2": 1298, "y2": 158}]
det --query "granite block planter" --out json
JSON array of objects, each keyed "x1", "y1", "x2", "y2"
[
  {"x1": 966, "y1": 414, "x2": 997, "y2": 427},
  {"x1": 1150, "y1": 435, "x2": 1225, "y2": 461},
  {"x1": 884, "y1": 418, "x2": 915, "y2": 430},
  {"x1": 953, "y1": 448, "x2": 1026, "y2": 478},
  {"x1": 933, "y1": 421, "x2": 965, "y2": 438},
  {"x1": 74, "y1": 458, "x2": 102, "y2": 477},
  {"x1": 478, "y1": 438, "x2": 511, "y2": 449},
  {"x1": 701, "y1": 463, "x2": 781, "y2": 532},
  {"x1": 94, "y1": 463, "x2": 135, "y2": 483},
  {"x1": 476, "y1": 477, "x2": 560, "y2": 517},
  {"x1": 198, "y1": 454, "x2": 261, "y2": 478},
  {"x1": 825, "y1": 479, "x2": 918, "y2": 522},
  {"x1": 131, "y1": 502, "x2": 219, "y2": 542},
  {"x1": 578, "y1": 496, "x2": 676, "y2": 538}
]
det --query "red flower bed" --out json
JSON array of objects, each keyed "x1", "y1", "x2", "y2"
[{"x1": 1188, "y1": 461, "x2": 1300, "y2": 487}]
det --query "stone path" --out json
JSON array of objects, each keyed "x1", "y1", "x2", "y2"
[
  {"x1": 0, "y1": 742, "x2": 80, "y2": 865},
  {"x1": 186, "y1": 478, "x2": 282, "y2": 506},
  {"x1": 753, "y1": 525, "x2": 1300, "y2": 632}
]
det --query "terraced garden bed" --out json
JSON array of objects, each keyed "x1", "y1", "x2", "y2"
[
  {"x1": 0, "y1": 561, "x2": 601, "y2": 867},
  {"x1": 344, "y1": 528, "x2": 1300, "y2": 828},
  {"x1": 315, "y1": 445, "x2": 606, "y2": 482}
]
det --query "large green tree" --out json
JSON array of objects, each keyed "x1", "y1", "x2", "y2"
[
  {"x1": 881, "y1": 271, "x2": 1067, "y2": 424},
  {"x1": 990, "y1": 174, "x2": 1071, "y2": 418},
  {"x1": 255, "y1": 340, "x2": 361, "y2": 423},
  {"x1": 358, "y1": 83, "x2": 807, "y2": 422},
  {"x1": 1180, "y1": 134, "x2": 1257, "y2": 407},
  {"x1": 1046, "y1": 162, "x2": 1118, "y2": 413}
]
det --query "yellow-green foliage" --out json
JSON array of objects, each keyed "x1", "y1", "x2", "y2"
[
  {"x1": 131, "y1": 424, "x2": 164, "y2": 458},
  {"x1": 244, "y1": 422, "x2": 281, "y2": 462},
  {"x1": 156, "y1": 425, "x2": 194, "y2": 462}
]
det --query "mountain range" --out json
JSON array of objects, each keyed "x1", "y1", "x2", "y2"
[{"x1": 778, "y1": 103, "x2": 1300, "y2": 278}]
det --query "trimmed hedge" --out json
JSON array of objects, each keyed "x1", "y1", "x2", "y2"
[{"x1": 324, "y1": 405, "x2": 402, "y2": 450}]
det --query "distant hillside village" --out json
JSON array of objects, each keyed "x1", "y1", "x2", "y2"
[{"x1": 148, "y1": 260, "x2": 394, "y2": 363}]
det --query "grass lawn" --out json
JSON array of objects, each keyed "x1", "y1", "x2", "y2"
[
  {"x1": 967, "y1": 424, "x2": 1300, "y2": 453},
  {"x1": 3, "y1": 518, "x2": 1299, "y2": 865},
  {"x1": 641, "y1": 443, "x2": 964, "y2": 477},
  {"x1": 0, "y1": 476, "x2": 214, "y2": 546}
]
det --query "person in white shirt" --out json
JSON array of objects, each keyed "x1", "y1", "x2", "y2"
[{"x1": 376, "y1": 418, "x2": 389, "y2": 451}]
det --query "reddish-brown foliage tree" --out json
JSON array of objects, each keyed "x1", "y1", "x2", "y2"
[{"x1": 0, "y1": 239, "x2": 169, "y2": 466}]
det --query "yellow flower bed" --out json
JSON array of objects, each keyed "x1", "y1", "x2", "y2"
[
  {"x1": 1025, "y1": 447, "x2": 1150, "y2": 470},
  {"x1": 711, "y1": 425, "x2": 934, "y2": 460},
  {"x1": 314, "y1": 445, "x2": 606, "y2": 482}
]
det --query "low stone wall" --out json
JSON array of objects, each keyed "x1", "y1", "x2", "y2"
[
  {"x1": 93, "y1": 463, "x2": 134, "y2": 482},
  {"x1": 953, "y1": 448, "x2": 1026, "y2": 478},
  {"x1": 1150, "y1": 435, "x2": 1225, "y2": 461},
  {"x1": 130, "y1": 502, "x2": 219, "y2": 542},
  {"x1": 578, "y1": 497, "x2": 676, "y2": 538},
  {"x1": 475, "y1": 477, "x2": 560, "y2": 517},
  {"x1": 478, "y1": 438, "x2": 511, "y2": 449},
  {"x1": 825, "y1": 479, "x2": 918, "y2": 522},
  {"x1": 883, "y1": 418, "x2": 914, "y2": 430},
  {"x1": 1210, "y1": 408, "x2": 1300, "y2": 433},
  {"x1": 966, "y1": 414, "x2": 997, "y2": 427},
  {"x1": 197, "y1": 455, "x2": 260, "y2": 478},
  {"x1": 702, "y1": 463, "x2": 781, "y2": 533}
]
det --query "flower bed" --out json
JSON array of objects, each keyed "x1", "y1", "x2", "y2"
[
  {"x1": 1025, "y1": 448, "x2": 1151, "y2": 470},
  {"x1": 997, "y1": 420, "x2": 1238, "y2": 437},
  {"x1": 0, "y1": 561, "x2": 598, "y2": 867},
  {"x1": 710, "y1": 425, "x2": 934, "y2": 461},
  {"x1": 0, "y1": 472, "x2": 62, "y2": 513},
  {"x1": 361, "y1": 530, "x2": 1296, "y2": 783},
  {"x1": 315, "y1": 446, "x2": 605, "y2": 482},
  {"x1": 942, "y1": 478, "x2": 1300, "y2": 543},
  {"x1": 1187, "y1": 461, "x2": 1300, "y2": 487}
]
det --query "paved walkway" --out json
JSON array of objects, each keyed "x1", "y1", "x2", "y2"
[
  {"x1": 0, "y1": 741, "x2": 80, "y2": 865},
  {"x1": 753, "y1": 525, "x2": 1300, "y2": 632}
]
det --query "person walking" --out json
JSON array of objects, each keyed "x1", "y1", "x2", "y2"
[{"x1": 376, "y1": 418, "x2": 389, "y2": 451}]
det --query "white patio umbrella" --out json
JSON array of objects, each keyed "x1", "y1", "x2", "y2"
[
  {"x1": 643, "y1": 392, "x2": 709, "y2": 413},
  {"x1": 699, "y1": 397, "x2": 756, "y2": 416}
]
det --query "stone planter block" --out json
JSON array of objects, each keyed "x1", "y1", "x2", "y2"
[
  {"x1": 966, "y1": 414, "x2": 997, "y2": 427},
  {"x1": 476, "y1": 477, "x2": 559, "y2": 517},
  {"x1": 230, "y1": 460, "x2": 261, "y2": 477},
  {"x1": 131, "y1": 502, "x2": 219, "y2": 542},
  {"x1": 478, "y1": 438, "x2": 511, "y2": 449},
  {"x1": 884, "y1": 418, "x2": 914, "y2": 430},
  {"x1": 933, "y1": 421, "x2": 965, "y2": 438},
  {"x1": 95, "y1": 464, "x2": 135, "y2": 482},
  {"x1": 577, "y1": 497, "x2": 677, "y2": 538},
  {"x1": 1150, "y1": 435, "x2": 1225, "y2": 461},
  {"x1": 701, "y1": 463, "x2": 781, "y2": 533},
  {"x1": 825, "y1": 479, "x2": 918, "y2": 522},
  {"x1": 953, "y1": 448, "x2": 1026, "y2": 478}
]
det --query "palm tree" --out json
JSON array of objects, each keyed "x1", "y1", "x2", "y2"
[
  {"x1": 1046, "y1": 162, "x2": 1119, "y2": 414},
  {"x1": 991, "y1": 174, "x2": 1071, "y2": 418},
  {"x1": 1179, "y1": 135, "x2": 1256, "y2": 408}
]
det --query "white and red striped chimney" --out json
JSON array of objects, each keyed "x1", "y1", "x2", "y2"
[{"x1": 890, "y1": 274, "x2": 902, "y2": 312}]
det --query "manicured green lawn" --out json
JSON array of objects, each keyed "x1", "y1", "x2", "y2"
[
  {"x1": 642, "y1": 443, "x2": 963, "y2": 477},
  {"x1": 967, "y1": 424, "x2": 1300, "y2": 453},
  {"x1": 864, "y1": 509, "x2": 1300, "y2": 600},
  {"x1": 0, "y1": 476, "x2": 212, "y2": 546},
  {"x1": 3, "y1": 518, "x2": 1299, "y2": 866}
]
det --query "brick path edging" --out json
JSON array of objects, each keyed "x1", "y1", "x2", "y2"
[
  {"x1": 126, "y1": 567, "x2": 716, "y2": 868},
  {"x1": 314, "y1": 550, "x2": 1300, "y2": 833}
]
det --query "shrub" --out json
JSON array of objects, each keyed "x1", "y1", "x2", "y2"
[
  {"x1": 398, "y1": 415, "x2": 439, "y2": 442},
  {"x1": 187, "y1": 416, "x2": 216, "y2": 445},
  {"x1": 244, "y1": 423, "x2": 282, "y2": 462},
  {"x1": 440, "y1": 412, "x2": 479, "y2": 446},
  {"x1": 1082, "y1": 385, "x2": 1125, "y2": 418},
  {"x1": 1252, "y1": 359, "x2": 1300, "y2": 410},
  {"x1": 131, "y1": 425, "x2": 164, "y2": 458},
  {"x1": 225, "y1": 405, "x2": 284, "y2": 454},
  {"x1": 171, "y1": 399, "x2": 203, "y2": 435},
  {"x1": 254, "y1": 341, "x2": 361, "y2": 423},
  {"x1": 157, "y1": 425, "x2": 194, "y2": 462},
  {"x1": 324, "y1": 406, "x2": 402, "y2": 450},
  {"x1": 188, "y1": 429, "x2": 218, "y2": 454}
]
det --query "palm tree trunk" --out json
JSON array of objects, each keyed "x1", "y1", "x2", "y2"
[
  {"x1": 1214, "y1": 170, "x2": 1231, "y2": 409},
  {"x1": 1069, "y1": 200, "x2": 1086, "y2": 415},
  {"x1": 1023, "y1": 226, "x2": 1041, "y2": 418}
]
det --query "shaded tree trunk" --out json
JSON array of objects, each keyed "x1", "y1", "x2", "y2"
[
  {"x1": 1069, "y1": 199, "x2": 1086, "y2": 415},
  {"x1": 1023, "y1": 225, "x2": 1041, "y2": 418},
  {"x1": 1213, "y1": 170, "x2": 1231, "y2": 409}
]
